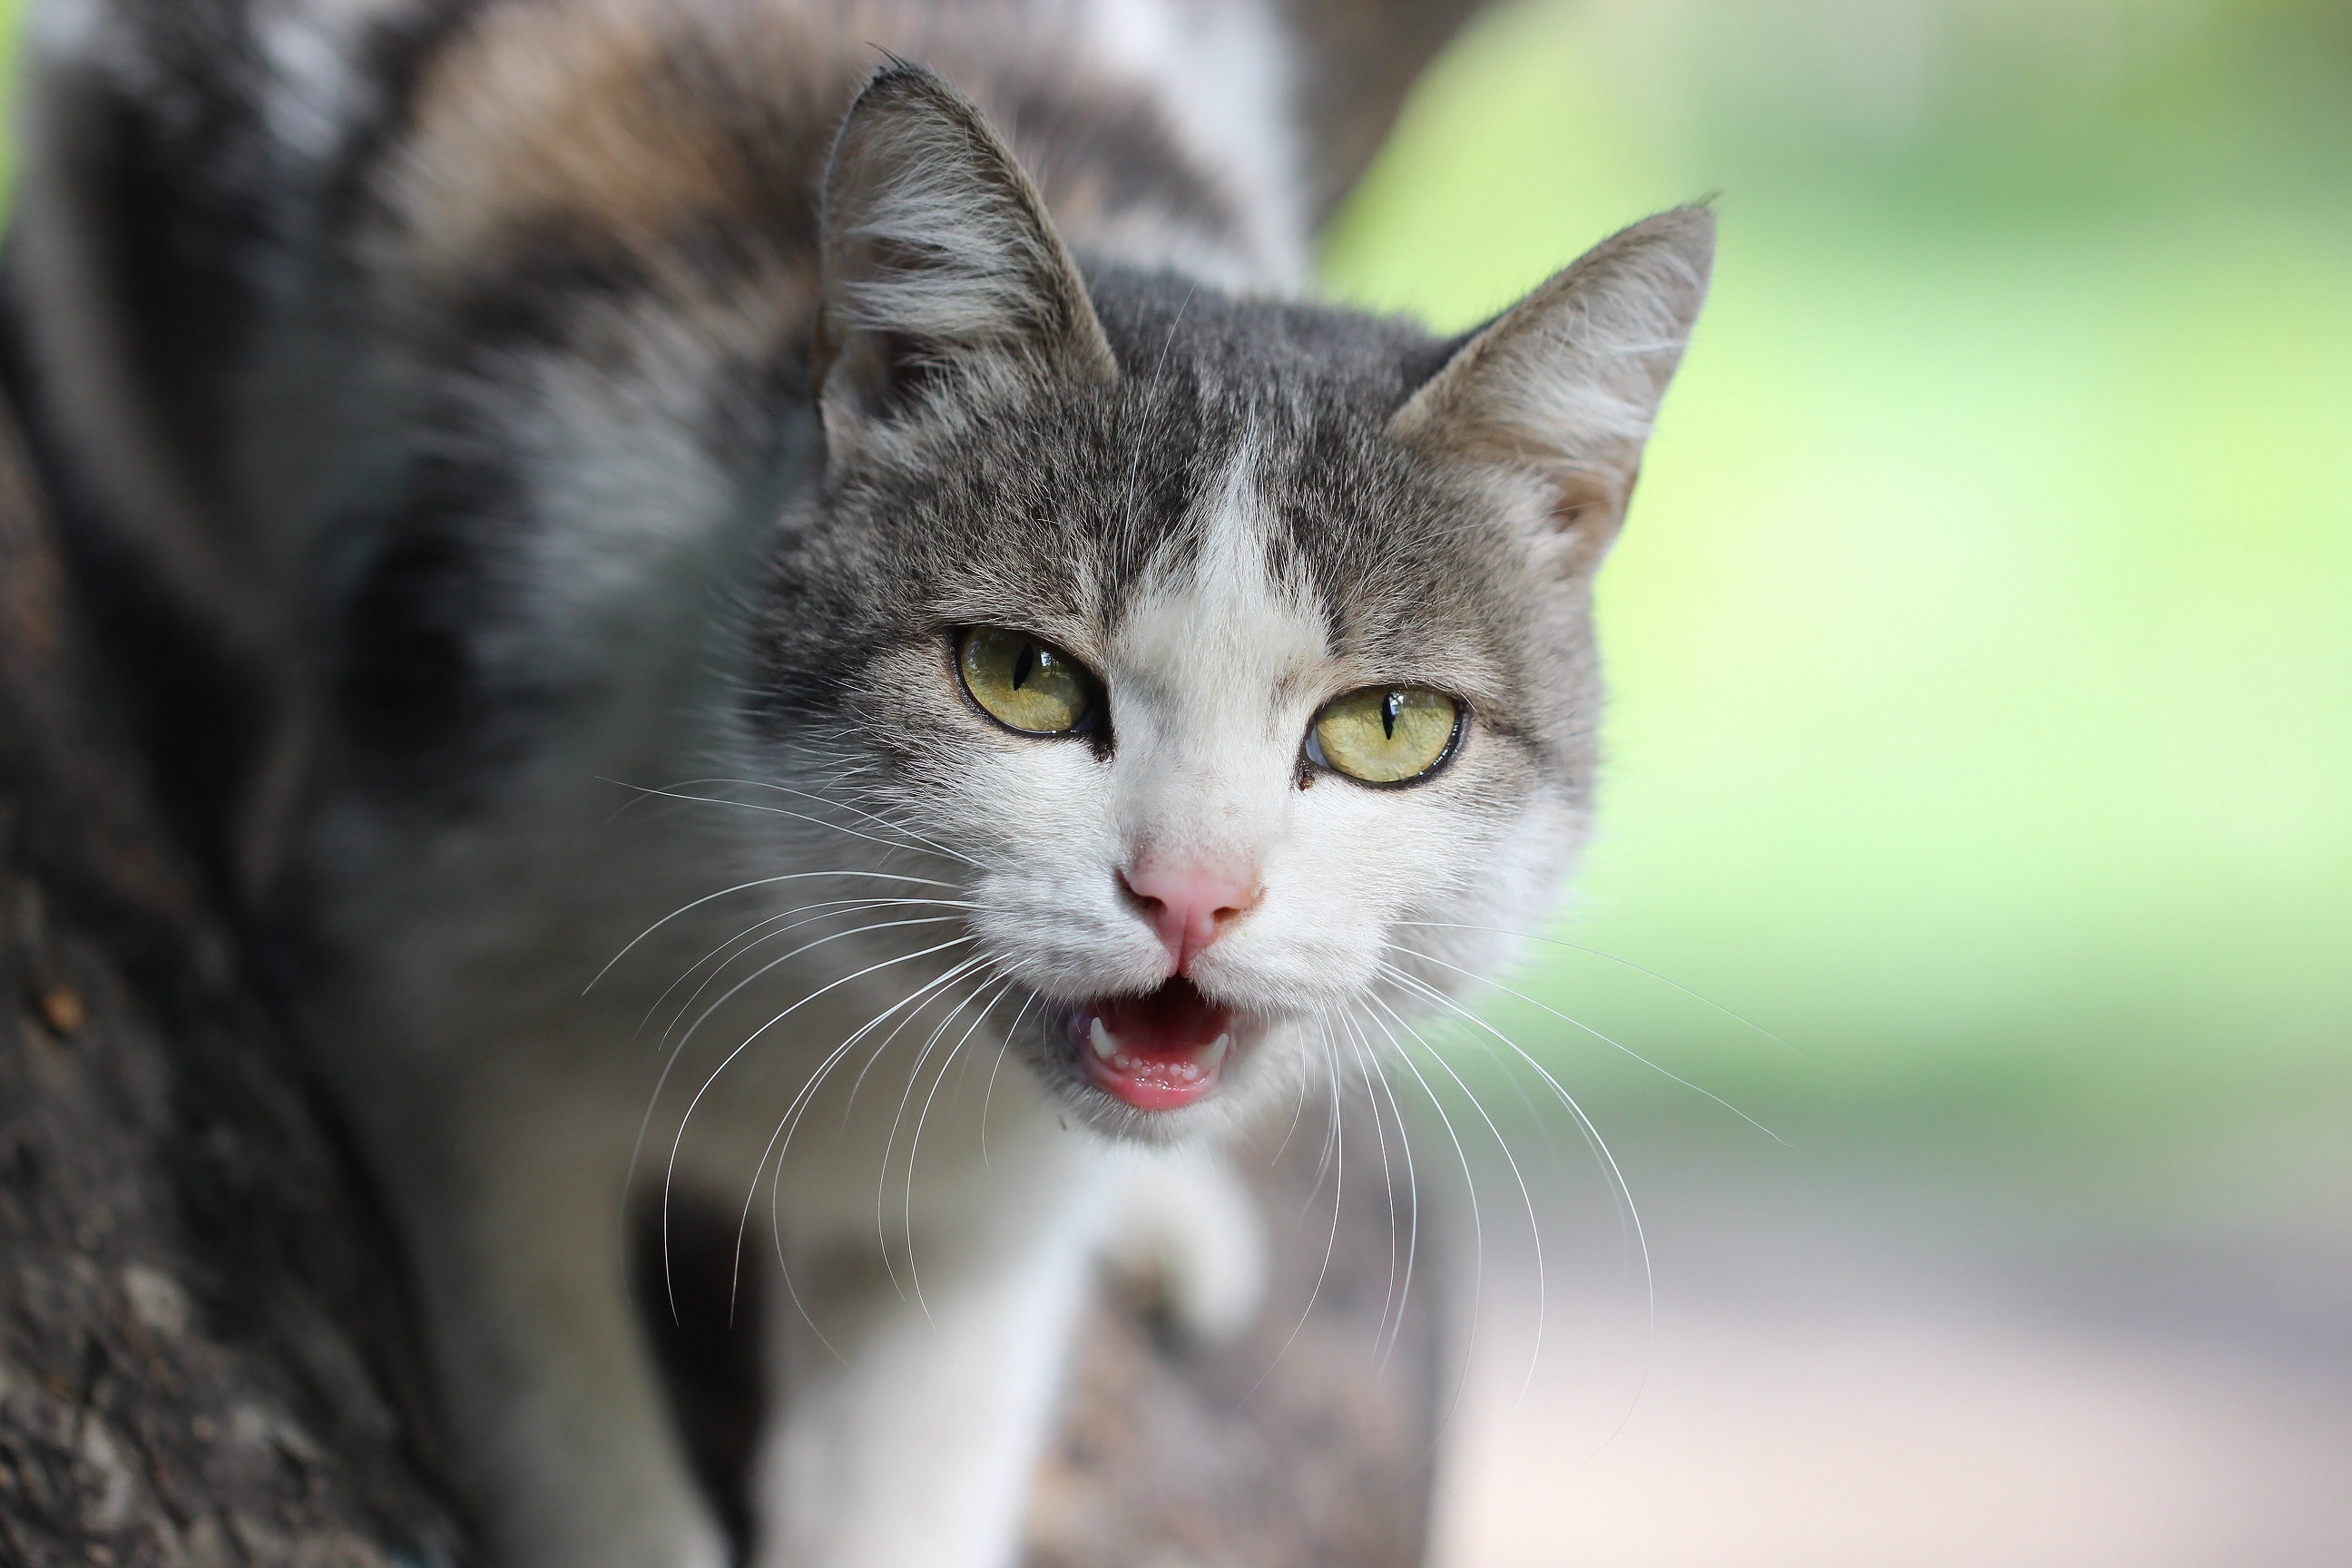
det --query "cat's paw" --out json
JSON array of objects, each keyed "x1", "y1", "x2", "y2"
[{"x1": 1099, "y1": 1148, "x2": 1267, "y2": 1345}]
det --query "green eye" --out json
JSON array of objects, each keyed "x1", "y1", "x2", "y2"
[
  {"x1": 956, "y1": 627, "x2": 1099, "y2": 735},
  {"x1": 1308, "y1": 688, "x2": 1462, "y2": 784}
]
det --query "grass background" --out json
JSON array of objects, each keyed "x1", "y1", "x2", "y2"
[{"x1": 1323, "y1": 0, "x2": 2351, "y2": 1140}]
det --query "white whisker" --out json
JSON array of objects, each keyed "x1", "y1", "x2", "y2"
[
  {"x1": 1246, "y1": 1018, "x2": 1348, "y2": 1400},
  {"x1": 1385, "y1": 941, "x2": 1787, "y2": 1145},
  {"x1": 658, "y1": 777, "x2": 991, "y2": 875},
  {"x1": 662, "y1": 915, "x2": 970, "y2": 1064},
  {"x1": 1355, "y1": 992, "x2": 1487, "y2": 1449},
  {"x1": 1331, "y1": 1014, "x2": 1400, "y2": 1335},
  {"x1": 1363, "y1": 987, "x2": 1547, "y2": 1417},
  {"x1": 875, "y1": 963, "x2": 1017, "y2": 1307},
  {"x1": 750, "y1": 955, "x2": 1004, "y2": 1360},
  {"x1": 1391, "y1": 919, "x2": 1801, "y2": 1058},
  {"x1": 1377, "y1": 962, "x2": 1644, "y2": 1273},
  {"x1": 602, "y1": 779, "x2": 980, "y2": 869},
  {"x1": 1269, "y1": 1040, "x2": 1315, "y2": 1166},
  {"x1": 621, "y1": 913, "x2": 981, "y2": 1235},
  {"x1": 978, "y1": 989, "x2": 1042, "y2": 1170},
  {"x1": 586, "y1": 868, "x2": 963, "y2": 993},
  {"x1": 657, "y1": 935, "x2": 977, "y2": 1324},
  {"x1": 729, "y1": 953, "x2": 998, "y2": 1326},
  {"x1": 652, "y1": 898, "x2": 983, "y2": 1052},
  {"x1": 901, "y1": 973, "x2": 1022, "y2": 1318},
  {"x1": 1373, "y1": 964, "x2": 1661, "y2": 1456}
]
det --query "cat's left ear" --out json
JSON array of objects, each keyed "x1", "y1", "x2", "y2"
[
  {"x1": 815, "y1": 64, "x2": 1118, "y2": 464},
  {"x1": 1390, "y1": 206, "x2": 1713, "y2": 569}
]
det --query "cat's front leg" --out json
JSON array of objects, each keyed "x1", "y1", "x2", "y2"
[
  {"x1": 388, "y1": 1112, "x2": 730, "y2": 1568},
  {"x1": 752, "y1": 1193, "x2": 1099, "y2": 1568},
  {"x1": 1099, "y1": 1144, "x2": 1269, "y2": 1344}
]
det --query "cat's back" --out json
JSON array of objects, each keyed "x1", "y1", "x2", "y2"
[
  {"x1": 9, "y1": 0, "x2": 1295, "y2": 590},
  {"x1": 10, "y1": 0, "x2": 1310, "y2": 602}
]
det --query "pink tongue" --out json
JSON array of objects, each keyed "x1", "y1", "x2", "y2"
[{"x1": 1073, "y1": 979, "x2": 1233, "y2": 1112}]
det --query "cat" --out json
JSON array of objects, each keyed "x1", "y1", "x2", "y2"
[{"x1": 6, "y1": 3, "x2": 1710, "y2": 1565}]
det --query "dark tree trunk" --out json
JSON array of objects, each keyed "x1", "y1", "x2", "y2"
[
  {"x1": 1279, "y1": 0, "x2": 1496, "y2": 225},
  {"x1": 0, "y1": 337, "x2": 1443, "y2": 1568},
  {"x1": 0, "y1": 371, "x2": 473, "y2": 1564}
]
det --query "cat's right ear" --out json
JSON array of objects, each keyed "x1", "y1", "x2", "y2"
[
  {"x1": 814, "y1": 65, "x2": 1118, "y2": 465},
  {"x1": 1390, "y1": 207, "x2": 1714, "y2": 572}
]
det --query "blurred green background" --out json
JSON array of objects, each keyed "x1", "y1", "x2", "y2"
[{"x1": 1323, "y1": 0, "x2": 2351, "y2": 1139}]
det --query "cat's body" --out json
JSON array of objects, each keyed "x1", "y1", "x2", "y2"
[{"x1": 7, "y1": 4, "x2": 1710, "y2": 1565}]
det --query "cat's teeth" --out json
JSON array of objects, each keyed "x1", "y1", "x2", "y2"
[
  {"x1": 1089, "y1": 1018, "x2": 1118, "y2": 1061},
  {"x1": 1201, "y1": 1034, "x2": 1230, "y2": 1069}
]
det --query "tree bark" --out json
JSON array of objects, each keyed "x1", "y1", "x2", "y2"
[
  {"x1": 1022, "y1": 1113, "x2": 1444, "y2": 1568},
  {"x1": 0, "y1": 362, "x2": 472, "y2": 1564}
]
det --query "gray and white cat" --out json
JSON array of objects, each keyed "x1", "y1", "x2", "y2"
[{"x1": 8, "y1": 3, "x2": 1710, "y2": 1565}]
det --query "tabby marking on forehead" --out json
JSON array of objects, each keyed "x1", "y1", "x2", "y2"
[
  {"x1": 1115, "y1": 436, "x2": 1327, "y2": 728},
  {"x1": 1104, "y1": 442, "x2": 1327, "y2": 871}
]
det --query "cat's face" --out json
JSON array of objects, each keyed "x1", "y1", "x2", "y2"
[
  {"x1": 740, "y1": 70, "x2": 1710, "y2": 1142},
  {"x1": 755, "y1": 286, "x2": 1593, "y2": 1138}
]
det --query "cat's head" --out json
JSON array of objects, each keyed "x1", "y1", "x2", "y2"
[{"x1": 743, "y1": 69, "x2": 1711, "y2": 1142}]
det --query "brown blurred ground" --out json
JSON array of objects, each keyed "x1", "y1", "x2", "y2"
[{"x1": 1426, "y1": 1114, "x2": 2352, "y2": 1568}]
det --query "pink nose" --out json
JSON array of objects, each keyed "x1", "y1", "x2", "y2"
[{"x1": 1122, "y1": 862, "x2": 1261, "y2": 975}]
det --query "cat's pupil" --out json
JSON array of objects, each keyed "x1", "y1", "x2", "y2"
[
  {"x1": 1013, "y1": 642, "x2": 1037, "y2": 691},
  {"x1": 1381, "y1": 691, "x2": 1402, "y2": 739}
]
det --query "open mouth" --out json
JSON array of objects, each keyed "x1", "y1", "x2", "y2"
[{"x1": 1064, "y1": 978, "x2": 1239, "y2": 1112}]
